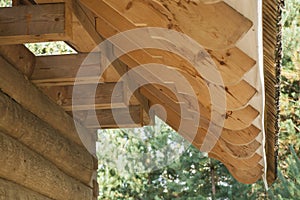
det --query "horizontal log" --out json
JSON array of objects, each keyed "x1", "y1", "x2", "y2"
[
  {"x1": 0, "y1": 56, "x2": 95, "y2": 154},
  {"x1": 0, "y1": 3, "x2": 70, "y2": 45},
  {"x1": 39, "y1": 82, "x2": 125, "y2": 111},
  {"x1": 0, "y1": 91, "x2": 95, "y2": 185},
  {"x1": 0, "y1": 44, "x2": 35, "y2": 77},
  {"x1": 0, "y1": 131, "x2": 93, "y2": 200},
  {"x1": 0, "y1": 178, "x2": 52, "y2": 200},
  {"x1": 70, "y1": 105, "x2": 142, "y2": 128}
]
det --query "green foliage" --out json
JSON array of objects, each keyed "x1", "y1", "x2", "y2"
[
  {"x1": 25, "y1": 42, "x2": 76, "y2": 56},
  {"x1": 268, "y1": 146, "x2": 300, "y2": 199},
  {"x1": 96, "y1": 119, "x2": 265, "y2": 200},
  {"x1": 278, "y1": 0, "x2": 300, "y2": 167}
]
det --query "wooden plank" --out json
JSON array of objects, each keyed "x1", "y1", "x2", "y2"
[
  {"x1": 0, "y1": 131, "x2": 93, "y2": 200},
  {"x1": 32, "y1": 0, "x2": 102, "y2": 52},
  {"x1": 71, "y1": 105, "x2": 142, "y2": 128},
  {"x1": 0, "y1": 56, "x2": 95, "y2": 154},
  {"x1": 0, "y1": 44, "x2": 35, "y2": 77},
  {"x1": 147, "y1": 95, "x2": 262, "y2": 170},
  {"x1": 145, "y1": 84, "x2": 260, "y2": 145},
  {"x1": 0, "y1": 178, "x2": 52, "y2": 200},
  {"x1": 0, "y1": 91, "x2": 95, "y2": 185},
  {"x1": 39, "y1": 82, "x2": 125, "y2": 111},
  {"x1": 128, "y1": 63, "x2": 258, "y2": 130},
  {"x1": 31, "y1": 53, "x2": 122, "y2": 85},
  {"x1": 221, "y1": 125, "x2": 261, "y2": 145},
  {"x1": 0, "y1": 3, "x2": 70, "y2": 45},
  {"x1": 96, "y1": 17, "x2": 258, "y2": 109},
  {"x1": 82, "y1": 0, "x2": 252, "y2": 50},
  {"x1": 116, "y1": 47, "x2": 256, "y2": 87},
  {"x1": 31, "y1": 53, "x2": 150, "y2": 126},
  {"x1": 208, "y1": 48, "x2": 256, "y2": 85},
  {"x1": 96, "y1": 15, "x2": 255, "y2": 87}
]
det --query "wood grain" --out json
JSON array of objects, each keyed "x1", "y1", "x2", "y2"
[
  {"x1": 0, "y1": 44, "x2": 35, "y2": 77},
  {"x1": 0, "y1": 3, "x2": 69, "y2": 44},
  {"x1": 0, "y1": 56, "x2": 95, "y2": 154},
  {"x1": 0, "y1": 178, "x2": 52, "y2": 200},
  {"x1": 0, "y1": 131, "x2": 93, "y2": 200},
  {"x1": 0, "y1": 91, "x2": 95, "y2": 185}
]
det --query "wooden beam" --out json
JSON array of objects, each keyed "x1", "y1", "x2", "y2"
[
  {"x1": 117, "y1": 48, "x2": 249, "y2": 108},
  {"x1": 39, "y1": 82, "x2": 126, "y2": 111},
  {"x1": 0, "y1": 3, "x2": 70, "y2": 45},
  {"x1": 114, "y1": 47, "x2": 256, "y2": 87},
  {"x1": 0, "y1": 91, "x2": 95, "y2": 185},
  {"x1": 146, "y1": 94, "x2": 263, "y2": 184},
  {"x1": 31, "y1": 53, "x2": 151, "y2": 127},
  {"x1": 0, "y1": 56, "x2": 95, "y2": 154},
  {"x1": 68, "y1": 0, "x2": 102, "y2": 52},
  {"x1": 31, "y1": 53, "x2": 122, "y2": 85},
  {"x1": 96, "y1": 15, "x2": 256, "y2": 87},
  {"x1": 81, "y1": 0, "x2": 252, "y2": 50},
  {"x1": 32, "y1": 0, "x2": 102, "y2": 52},
  {"x1": 127, "y1": 62, "x2": 259, "y2": 130},
  {"x1": 0, "y1": 178, "x2": 52, "y2": 200},
  {"x1": 0, "y1": 44, "x2": 35, "y2": 77},
  {"x1": 0, "y1": 131, "x2": 93, "y2": 200},
  {"x1": 31, "y1": 52, "x2": 258, "y2": 129},
  {"x1": 70, "y1": 105, "x2": 143, "y2": 128}
]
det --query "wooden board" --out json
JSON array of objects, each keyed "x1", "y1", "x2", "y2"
[
  {"x1": 82, "y1": 0, "x2": 252, "y2": 50},
  {"x1": 71, "y1": 105, "x2": 142, "y2": 128},
  {"x1": 31, "y1": 53, "x2": 123, "y2": 85},
  {"x1": 0, "y1": 3, "x2": 70, "y2": 44},
  {"x1": 33, "y1": 0, "x2": 103, "y2": 52},
  {"x1": 39, "y1": 82, "x2": 125, "y2": 111}
]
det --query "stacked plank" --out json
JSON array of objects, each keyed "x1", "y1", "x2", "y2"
[{"x1": 78, "y1": 0, "x2": 264, "y2": 183}]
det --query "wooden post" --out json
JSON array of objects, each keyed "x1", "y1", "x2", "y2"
[
  {"x1": 0, "y1": 91, "x2": 95, "y2": 185},
  {"x1": 0, "y1": 131, "x2": 93, "y2": 200}
]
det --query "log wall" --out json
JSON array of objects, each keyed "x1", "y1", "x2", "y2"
[{"x1": 0, "y1": 52, "x2": 98, "y2": 199}]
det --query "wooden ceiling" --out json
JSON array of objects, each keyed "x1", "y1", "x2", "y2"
[{"x1": 0, "y1": 0, "x2": 269, "y2": 184}]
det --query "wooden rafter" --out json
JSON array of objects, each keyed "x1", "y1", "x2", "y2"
[
  {"x1": 0, "y1": 44, "x2": 35, "y2": 77},
  {"x1": 79, "y1": 0, "x2": 263, "y2": 184}
]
